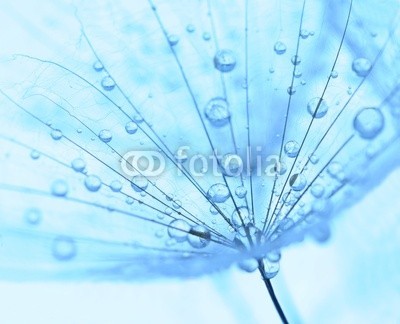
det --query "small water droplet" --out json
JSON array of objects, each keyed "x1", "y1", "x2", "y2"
[
  {"x1": 202, "y1": 32, "x2": 211, "y2": 41},
  {"x1": 274, "y1": 41, "x2": 287, "y2": 55},
  {"x1": 289, "y1": 173, "x2": 307, "y2": 191},
  {"x1": 188, "y1": 225, "x2": 211, "y2": 248},
  {"x1": 221, "y1": 153, "x2": 243, "y2": 176},
  {"x1": 101, "y1": 76, "x2": 115, "y2": 91},
  {"x1": 84, "y1": 175, "x2": 102, "y2": 192},
  {"x1": 311, "y1": 184, "x2": 325, "y2": 198},
  {"x1": 24, "y1": 208, "x2": 42, "y2": 225},
  {"x1": 71, "y1": 158, "x2": 86, "y2": 172},
  {"x1": 300, "y1": 29, "x2": 309, "y2": 39},
  {"x1": 284, "y1": 140, "x2": 300, "y2": 158},
  {"x1": 238, "y1": 258, "x2": 259, "y2": 272},
  {"x1": 207, "y1": 183, "x2": 230, "y2": 203},
  {"x1": 131, "y1": 175, "x2": 148, "y2": 192},
  {"x1": 204, "y1": 97, "x2": 231, "y2": 127},
  {"x1": 125, "y1": 121, "x2": 138, "y2": 134},
  {"x1": 98, "y1": 129, "x2": 112, "y2": 143},
  {"x1": 352, "y1": 58, "x2": 372, "y2": 77},
  {"x1": 353, "y1": 107, "x2": 384, "y2": 139},
  {"x1": 51, "y1": 179, "x2": 68, "y2": 197},
  {"x1": 93, "y1": 61, "x2": 104, "y2": 72},
  {"x1": 168, "y1": 219, "x2": 191, "y2": 242},
  {"x1": 214, "y1": 49, "x2": 236, "y2": 72},
  {"x1": 110, "y1": 180, "x2": 122, "y2": 192},
  {"x1": 186, "y1": 24, "x2": 195, "y2": 33},
  {"x1": 52, "y1": 236, "x2": 77, "y2": 261},
  {"x1": 168, "y1": 34, "x2": 179, "y2": 46},
  {"x1": 330, "y1": 70, "x2": 338, "y2": 78},
  {"x1": 50, "y1": 129, "x2": 63, "y2": 140},
  {"x1": 235, "y1": 186, "x2": 247, "y2": 199},
  {"x1": 291, "y1": 55, "x2": 301, "y2": 65},
  {"x1": 307, "y1": 97, "x2": 328, "y2": 118},
  {"x1": 287, "y1": 86, "x2": 296, "y2": 95},
  {"x1": 231, "y1": 206, "x2": 250, "y2": 228},
  {"x1": 30, "y1": 150, "x2": 40, "y2": 160}
]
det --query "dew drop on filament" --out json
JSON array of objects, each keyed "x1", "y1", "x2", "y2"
[
  {"x1": 214, "y1": 49, "x2": 236, "y2": 72},
  {"x1": 353, "y1": 107, "x2": 384, "y2": 139}
]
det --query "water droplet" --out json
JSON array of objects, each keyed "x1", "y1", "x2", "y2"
[
  {"x1": 172, "y1": 200, "x2": 182, "y2": 209},
  {"x1": 307, "y1": 97, "x2": 328, "y2": 118},
  {"x1": 52, "y1": 236, "x2": 77, "y2": 261},
  {"x1": 274, "y1": 41, "x2": 287, "y2": 54},
  {"x1": 262, "y1": 259, "x2": 280, "y2": 279},
  {"x1": 131, "y1": 175, "x2": 148, "y2": 192},
  {"x1": 266, "y1": 250, "x2": 281, "y2": 262},
  {"x1": 352, "y1": 58, "x2": 372, "y2": 77},
  {"x1": 204, "y1": 97, "x2": 231, "y2": 127},
  {"x1": 231, "y1": 206, "x2": 251, "y2": 228},
  {"x1": 284, "y1": 140, "x2": 300, "y2": 158},
  {"x1": 238, "y1": 258, "x2": 258, "y2": 272},
  {"x1": 71, "y1": 158, "x2": 86, "y2": 172},
  {"x1": 51, "y1": 179, "x2": 68, "y2": 197},
  {"x1": 274, "y1": 161, "x2": 287, "y2": 175},
  {"x1": 30, "y1": 150, "x2": 40, "y2": 160},
  {"x1": 110, "y1": 180, "x2": 122, "y2": 192},
  {"x1": 168, "y1": 219, "x2": 191, "y2": 242},
  {"x1": 353, "y1": 107, "x2": 384, "y2": 139},
  {"x1": 209, "y1": 205, "x2": 218, "y2": 215},
  {"x1": 24, "y1": 208, "x2": 42, "y2": 225},
  {"x1": 93, "y1": 61, "x2": 104, "y2": 72},
  {"x1": 133, "y1": 114, "x2": 144, "y2": 123},
  {"x1": 125, "y1": 121, "x2": 138, "y2": 134},
  {"x1": 168, "y1": 34, "x2": 179, "y2": 46},
  {"x1": 98, "y1": 129, "x2": 112, "y2": 143},
  {"x1": 101, "y1": 76, "x2": 115, "y2": 91},
  {"x1": 50, "y1": 129, "x2": 63, "y2": 140},
  {"x1": 202, "y1": 32, "x2": 211, "y2": 41},
  {"x1": 291, "y1": 55, "x2": 301, "y2": 65},
  {"x1": 311, "y1": 184, "x2": 325, "y2": 198},
  {"x1": 235, "y1": 186, "x2": 247, "y2": 199},
  {"x1": 214, "y1": 49, "x2": 236, "y2": 72},
  {"x1": 330, "y1": 70, "x2": 338, "y2": 78},
  {"x1": 287, "y1": 86, "x2": 296, "y2": 95},
  {"x1": 221, "y1": 153, "x2": 243, "y2": 176},
  {"x1": 327, "y1": 162, "x2": 344, "y2": 180},
  {"x1": 186, "y1": 24, "x2": 195, "y2": 33},
  {"x1": 289, "y1": 173, "x2": 307, "y2": 191},
  {"x1": 309, "y1": 153, "x2": 319, "y2": 164},
  {"x1": 84, "y1": 175, "x2": 102, "y2": 192},
  {"x1": 300, "y1": 29, "x2": 309, "y2": 39},
  {"x1": 188, "y1": 225, "x2": 211, "y2": 248},
  {"x1": 207, "y1": 183, "x2": 230, "y2": 203}
]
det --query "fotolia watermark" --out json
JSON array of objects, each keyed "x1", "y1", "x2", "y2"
[{"x1": 120, "y1": 146, "x2": 283, "y2": 178}]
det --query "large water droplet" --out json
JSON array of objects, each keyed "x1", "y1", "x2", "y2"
[
  {"x1": 307, "y1": 97, "x2": 328, "y2": 118},
  {"x1": 207, "y1": 183, "x2": 230, "y2": 203},
  {"x1": 289, "y1": 173, "x2": 307, "y2": 191},
  {"x1": 284, "y1": 140, "x2": 300, "y2": 158},
  {"x1": 214, "y1": 49, "x2": 236, "y2": 72},
  {"x1": 125, "y1": 121, "x2": 138, "y2": 134},
  {"x1": 352, "y1": 58, "x2": 372, "y2": 77},
  {"x1": 101, "y1": 76, "x2": 115, "y2": 91},
  {"x1": 84, "y1": 175, "x2": 102, "y2": 192},
  {"x1": 24, "y1": 208, "x2": 42, "y2": 225},
  {"x1": 131, "y1": 175, "x2": 149, "y2": 192},
  {"x1": 52, "y1": 236, "x2": 77, "y2": 261},
  {"x1": 188, "y1": 225, "x2": 211, "y2": 248},
  {"x1": 98, "y1": 129, "x2": 112, "y2": 143},
  {"x1": 274, "y1": 41, "x2": 287, "y2": 55},
  {"x1": 204, "y1": 98, "x2": 231, "y2": 127},
  {"x1": 51, "y1": 179, "x2": 68, "y2": 197},
  {"x1": 168, "y1": 219, "x2": 191, "y2": 242},
  {"x1": 353, "y1": 107, "x2": 384, "y2": 139}
]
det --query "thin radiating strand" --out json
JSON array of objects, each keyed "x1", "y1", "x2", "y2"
[
  {"x1": 262, "y1": 0, "x2": 353, "y2": 233},
  {"x1": 206, "y1": 0, "x2": 253, "y2": 221},
  {"x1": 0, "y1": 90, "x2": 234, "y2": 244},
  {"x1": 263, "y1": 0, "x2": 307, "y2": 232},
  {"x1": 265, "y1": 15, "x2": 398, "y2": 232},
  {"x1": 148, "y1": 0, "x2": 249, "y2": 230}
]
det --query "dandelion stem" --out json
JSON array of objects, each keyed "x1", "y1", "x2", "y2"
[{"x1": 258, "y1": 260, "x2": 289, "y2": 324}]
